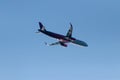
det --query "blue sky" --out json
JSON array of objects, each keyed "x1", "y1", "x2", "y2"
[{"x1": 0, "y1": 0, "x2": 120, "y2": 80}]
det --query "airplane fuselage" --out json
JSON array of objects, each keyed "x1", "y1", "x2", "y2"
[
  {"x1": 39, "y1": 29, "x2": 88, "y2": 47},
  {"x1": 40, "y1": 30, "x2": 74, "y2": 40}
]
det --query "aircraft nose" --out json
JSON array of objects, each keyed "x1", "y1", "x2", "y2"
[
  {"x1": 81, "y1": 40, "x2": 88, "y2": 47},
  {"x1": 73, "y1": 40, "x2": 88, "y2": 47},
  {"x1": 84, "y1": 42, "x2": 88, "y2": 47}
]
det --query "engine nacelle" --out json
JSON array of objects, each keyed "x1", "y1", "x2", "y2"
[{"x1": 60, "y1": 42, "x2": 67, "y2": 47}]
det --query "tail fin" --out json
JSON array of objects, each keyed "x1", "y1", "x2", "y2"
[{"x1": 39, "y1": 22, "x2": 46, "y2": 31}]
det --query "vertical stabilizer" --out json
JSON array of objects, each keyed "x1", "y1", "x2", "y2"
[{"x1": 39, "y1": 22, "x2": 46, "y2": 31}]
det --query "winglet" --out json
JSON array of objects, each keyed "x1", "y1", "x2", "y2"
[
  {"x1": 70, "y1": 22, "x2": 72, "y2": 26},
  {"x1": 66, "y1": 23, "x2": 73, "y2": 37}
]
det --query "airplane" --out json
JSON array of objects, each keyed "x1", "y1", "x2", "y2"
[{"x1": 36, "y1": 22, "x2": 88, "y2": 47}]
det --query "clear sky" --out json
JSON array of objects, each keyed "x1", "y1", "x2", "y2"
[{"x1": 0, "y1": 0, "x2": 120, "y2": 80}]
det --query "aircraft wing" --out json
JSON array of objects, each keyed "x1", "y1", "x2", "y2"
[
  {"x1": 49, "y1": 42, "x2": 60, "y2": 46},
  {"x1": 66, "y1": 23, "x2": 73, "y2": 38},
  {"x1": 47, "y1": 41, "x2": 68, "y2": 47}
]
